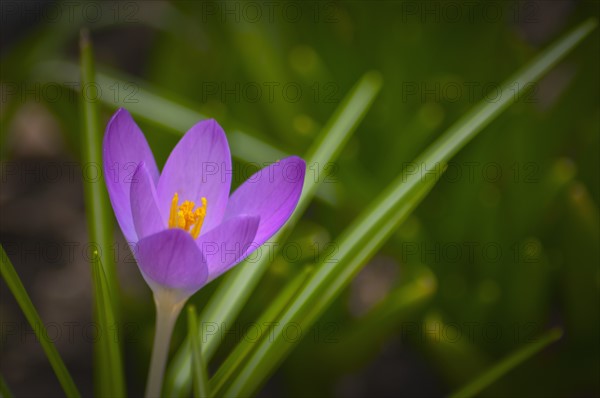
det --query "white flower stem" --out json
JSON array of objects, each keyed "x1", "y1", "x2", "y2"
[{"x1": 145, "y1": 289, "x2": 187, "y2": 398}]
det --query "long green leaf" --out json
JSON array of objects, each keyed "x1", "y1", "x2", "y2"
[
  {"x1": 449, "y1": 328, "x2": 563, "y2": 398},
  {"x1": 187, "y1": 306, "x2": 209, "y2": 398},
  {"x1": 79, "y1": 32, "x2": 117, "y2": 294},
  {"x1": 164, "y1": 71, "x2": 383, "y2": 397},
  {"x1": 91, "y1": 253, "x2": 125, "y2": 397},
  {"x1": 222, "y1": 18, "x2": 597, "y2": 397},
  {"x1": 213, "y1": 266, "x2": 431, "y2": 395},
  {"x1": 0, "y1": 245, "x2": 80, "y2": 398},
  {"x1": 210, "y1": 267, "x2": 314, "y2": 397},
  {"x1": 224, "y1": 172, "x2": 440, "y2": 397},
  {"x1": 79, "y1": 29, "x2": 125, "y2": 397}
]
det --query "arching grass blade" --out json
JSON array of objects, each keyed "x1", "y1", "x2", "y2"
[{"x1": 0, "y1": 245, "x2": 81, "y2": 398}]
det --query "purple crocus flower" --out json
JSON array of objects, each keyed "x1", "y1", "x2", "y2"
[
  {"x1": 103, "y1": 108, "x2": 305, "y2": 397},
  {"x1": 103, "y1": 108, "x2": 305, "y2": 299}
]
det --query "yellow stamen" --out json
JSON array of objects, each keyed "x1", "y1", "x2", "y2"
[
  {"x1": 168, "y1": 192, "x2": 208, "y2": 239},
  {"x1": 190, "y1": 197, "x2": 208, "y2": 239},
  {"x1": 168, "y1": 193, "x2": 179, "y2": 228}
]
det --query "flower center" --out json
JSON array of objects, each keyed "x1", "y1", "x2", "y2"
[{"x1": 168, "y1": 192, "x2": 207, "y2": 239}]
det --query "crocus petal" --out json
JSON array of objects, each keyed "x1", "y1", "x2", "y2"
[
  {"x1": 134, "y1": 229, "x2": 208, "y2": 294},
  {"x1": 130, "y1": 162, "x2": 166, "y2": 239},
  {"x1": 103, "y1": 108, "x2": 159, "y2": 243},
  {"x1": 196, "y1": 215, "x2": 260, "y2": 282},
  {"x1": 224, "y1": 156, "x2": 305, "y2": 246},
  {"x1": 156, "y1": 119, "x2": 231, "y2": 233}
]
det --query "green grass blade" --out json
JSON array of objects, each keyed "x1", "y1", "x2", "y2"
[
  {"x1": 79, "y1": 32, "x2": 118, "y2": 294},
  {"x1": 187, "y1": 306, "x2": 210, "y2": 398},
  {"x1": 91, "y1": 252, "x2": 126, "y2": 397},
  {"x1": 164, "y1": 71, "x2": 383, "y2": 397},
  {"x1": 449, "y1": 328, "x2": 564, "y2": 398},
  {"x1": 419, "y1": 18, "x2": 597, "y2": 169},
  {"x1": 79, "y1": 30, "x2": 125, "y2": 397},
  {"x1": 223, "y1": 174, "x2": 440, "y2": 397},
  {"x1": 210, "y1": 267, "x2": 314, "y2": 397},
  {"x1": 0, "y1": 246, "x2": 81, "y2": 398},
  {"x1": 222, "y1": 19, "x2": 597, "y2": 397}
]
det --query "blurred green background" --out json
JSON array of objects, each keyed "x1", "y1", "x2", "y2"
[{"x1": 1, "y1": 0, "x2": 598, "y2": 397}]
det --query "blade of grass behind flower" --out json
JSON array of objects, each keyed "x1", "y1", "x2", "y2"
[
  {"x1": 224, "y1": 171, "x2": 440, "y2": 397},
  {"x1": 187, "y1": 306, "x2": 209, "y2": 398},
  {"x1": 449, "y1": 328, "x2": 563, "y2": 398},
  {"x1": 209, "y1": 267, "x2": 314, "y2": 397},
  {"x1": 90, "y1": 252, "x2": 126, "y2": 397},
  {"x1": 79, "y1": 30, "x2": 125, "y2": 397},
  {"x1": 213, "y1": 265, "x2": 433, "y2": 396},
  {"x1": 79, "y1": 32, "x2": 118, "y2": 296},
  {"x1": 164, "y1": 70, "x2": 383, "y2": 397},
  {"x1": 221, "y1": 19, "x2": 597, "y2": 397},
  {"x1": 0, "y1": 246, "x2": 80, "y2": 398}
]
